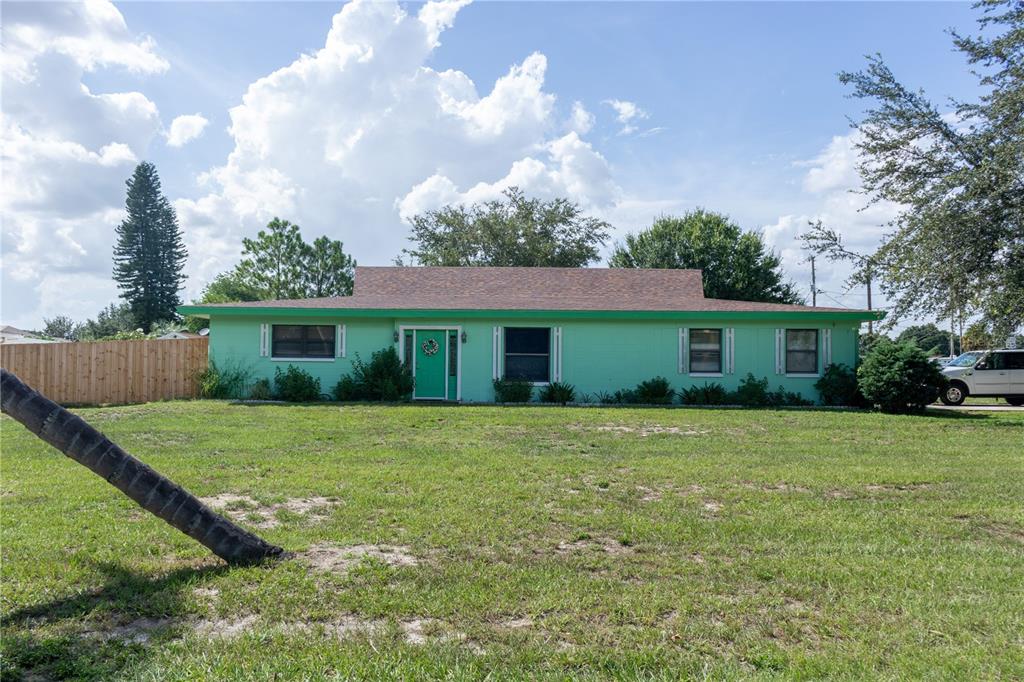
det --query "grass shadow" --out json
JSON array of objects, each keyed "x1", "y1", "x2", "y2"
[{"x1": 2, "y1": 560, "x2": 228, "y2": 680}]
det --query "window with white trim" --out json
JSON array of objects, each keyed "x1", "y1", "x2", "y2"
[
  {"x1": 503, "y1": 327, "x2": 550, "y2": 382},
  {"x1": 689, "y1": 329, "x2": 723, "y2": 374},
  {"x1": 785, "y1": 329, "x2": 818, "y2": 374},
  {"x1": 271, "y1": 325, "x2": 335, "y2": 359}
]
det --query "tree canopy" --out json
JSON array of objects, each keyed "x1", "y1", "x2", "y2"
[
  {"x1": 112, "y1": 162, "x2": 188, "y2": 331},
  {"x1": 231, "y1": 218, "x2": 355, "y2": 300},
  {"x1": 402, "y1": 187, "x2": 610, "y2": 267},
  {"x1": 609, "y1": 209, "x2": 803, "y2": 304},
  {"x1": 896, "y1": 323, "x2": 960, "y2": 357},
  {"x1": 839, "y1": 0, "x2": 1023, "y2": 334}
]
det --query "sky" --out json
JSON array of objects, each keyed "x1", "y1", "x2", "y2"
[{"x1": 1, "y1": 0, "x2": 982, "y2": 332}]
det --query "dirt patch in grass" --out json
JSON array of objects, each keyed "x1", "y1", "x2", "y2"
[
  {"x1": 591, "y1": 424, "x2": 708, "y2": 437},
  {"x1": 555, "y1": 535, "x2": 635, "y2": 556},
  {"x1": 82, "y1": 616, "x2": 175, "y2": 644},
  {"x1": 199, "y1": 493, "x2": 340, "y2": 529},
  {"x1": 298, "y1": 542, "x2": 419, "y2": 575},
  {"x1": 864, "y1": 483, "x2": 933, "y2": 493},
  {"x1": 744, "y1": 482, "x2": 812, "y2": 493},
  {"x1": 978, "y1": 522, "x2": 1024, "y2": 545},
  {"x1": 702, "y1": 500, "x2": 723, "y2": 514}
]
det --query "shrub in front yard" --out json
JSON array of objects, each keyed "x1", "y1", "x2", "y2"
[
  {"x1": 333, "y1": 347, "x2": 413, "y2": 402},
  {"x1": 197, "y1": 360, "x2": 252, "y2": 399},
  {"x1": 493, "y1": 378, "x2": 533, "y2": 403},
  {"x1": 635, "y1": 376, "x2": 675, "y2": 404},
  {"x1": 613, "y1": 388, "x2": 640, "y2": 404},
  {"x1": 733, "y1": 373, "x2": 771, "y2": 407},
  {"x1": 274, "y1": 365, "x2": 322, "y2": 402},
  {"x1": 679, "y1": 382, "x2": 729, "y2": 405},
  {"x1": 539, "y1": 381, "x2": 576, "y2": 404},
  {"x1": 767, "y1": 385, "x2": 812, "y2": 407},
  {"x1": 815, "y1": 363, "x2": 862, "y2": 406},
  {"x1": 249, "y1": 377, "x2": 273, "y2": 400},
  {"x1": 858, "y1": 340, "x2": 947, "y2": 414}
]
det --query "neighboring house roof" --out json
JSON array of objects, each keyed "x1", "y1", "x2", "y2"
[
  {"x1": 157, "y1": 330, "x2": 201, "y2": 340},
  {"x1": 0, "y1": 325, "x2": 67, "y2": 344},
  {"x1": 179, "y1": 266, "x2": 882, "y2": 319}
]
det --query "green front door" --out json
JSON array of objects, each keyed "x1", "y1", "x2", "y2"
[{"x1": 413, "y1": 330, "x2": 448, "y2": 399}]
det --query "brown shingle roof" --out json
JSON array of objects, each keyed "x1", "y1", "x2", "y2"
[{"x1": 191, "y1": 266, "x2": 864, "y2": 314}]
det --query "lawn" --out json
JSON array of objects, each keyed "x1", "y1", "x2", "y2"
[{"x1": 2, "y1": 402, "x2": 1022, "y2": 680}]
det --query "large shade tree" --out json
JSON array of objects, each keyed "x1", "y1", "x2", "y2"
[
  {"x1": 839, "y1": 0, "x2": 1023, "y2": 335},
  {"x1": 609, "y1": 209, "x2": 803, "y2": 304},
  {"x1": 402, "y1": 187, "x2": 610, "y2": 267}
]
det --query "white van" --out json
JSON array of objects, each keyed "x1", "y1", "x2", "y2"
[{"x1": 940, "y1": 349, "x2": 1024, "y2": 406}]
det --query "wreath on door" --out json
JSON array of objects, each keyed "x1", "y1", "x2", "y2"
[{"x1": 421, "y1": 338, "x2": 440, "y2": 356}]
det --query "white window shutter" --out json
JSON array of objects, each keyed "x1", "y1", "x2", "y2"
[
  {"x1": 336, "y1": 324, "x2": 346, "y2": 358},
  {"x1": 821, "y1": 328, "x2": 832, "y2": 369},
  {"x1": 725, "y1": 328, "x2": 735, "y2": 374},
  {"x1": 492, "y1": 326, "x2": 501, "y2": 380},
  {"x1": 678, "y1": 328, "x2": 688, "y2": 374},
  {"x1": 259, "y1": 323, "x2": 269, "y2": 357},
  {"x1": 775, "y1": 328, "x2": 784, "y2": 374},
  {"x1": 553, "y1": 327, "x2": 563, "y2": 382}
]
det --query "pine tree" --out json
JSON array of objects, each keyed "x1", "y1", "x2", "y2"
[{"x1": 113, "y1": 162, "x2": 187, "y2": 331}]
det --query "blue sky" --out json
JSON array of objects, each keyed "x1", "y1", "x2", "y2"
[{"x1": 2, "y1": 1, "x2": 981, "y2": 329}]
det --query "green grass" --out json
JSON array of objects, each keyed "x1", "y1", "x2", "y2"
[{"x1": 2, "y1": 402, "x2": 1022, "y2": 680}]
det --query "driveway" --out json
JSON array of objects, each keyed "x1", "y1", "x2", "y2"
[{"x1": 929, "y1": 404, "x2": 1024, "y2": 412}]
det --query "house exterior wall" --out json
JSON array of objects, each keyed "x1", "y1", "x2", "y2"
[{"x1": 207, "y1": 313, "x2": 861, "y2": 403}]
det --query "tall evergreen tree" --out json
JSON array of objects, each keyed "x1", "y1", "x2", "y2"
[{"x1": 112, "y1": 162, "x2": 187, "y2": 331}]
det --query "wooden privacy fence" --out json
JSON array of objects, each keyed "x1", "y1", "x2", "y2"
[{"x1": 0, "y1": 337, "x2": 209, "y2": 405}]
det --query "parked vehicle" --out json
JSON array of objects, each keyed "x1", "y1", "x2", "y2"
[
  {"x1": 940, "y1": 349, "x2": 1024, "y2": 406},
  {"x1": 944, "y1": 351, "x2": 985, "y2": 368}
]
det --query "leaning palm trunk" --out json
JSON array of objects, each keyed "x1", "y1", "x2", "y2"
[{"x1": 1, "y1": 369, "x2": 285, "y2": 565}]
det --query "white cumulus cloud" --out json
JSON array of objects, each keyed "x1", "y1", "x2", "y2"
[
  {"x1": 177, "y1": 0, "x2": 625, "y2": 300},
  {"x1": 604, "y1": 98, "x2": 648, "y2": 135},
  {"x1": 1, "y1": 0, "x2": 165, "y2": 329},
  {"x1": 166, "y1": 114, "x2": 209, "y2": 147}
]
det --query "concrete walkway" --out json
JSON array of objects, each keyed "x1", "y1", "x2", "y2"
[{"x1": 928, "y1": 404, "x2": 1024, "y2": 412}]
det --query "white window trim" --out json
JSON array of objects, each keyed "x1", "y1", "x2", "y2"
[
  {"x1": 336, "y1": 324, "x2": 346, "y2": 358},
  {"x1": 725, "y1": 328, "x2": 735, "y2": 374},
  {"x1": 683, "y1": 327, "x2": 725, "y2": 375},
  {"x1": 259, "y1": 323, "x2": 269, "y2": 357},
  {"x1": 775, "y1": 328, "x2": 784, "y2": 375},
  {"x1": 492, "y1": 326, "x2": 501, "y2": 380},
  {"x1": 782, "y1": 328, "x2": 821, "y2": 377},
  {"x1": 552, "y1": 327, "x2": 563, "y2": 383},
  {"x1": 821, "y1": 328, "x2": 832, "y2": 368},
  {"x1": 499, "y1": 325, "x2": 555, "y2": 384}
]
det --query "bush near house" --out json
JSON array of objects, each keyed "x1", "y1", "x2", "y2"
[
  {"x1": 274, "y1": 365, "x2": 322, "y2": 402},
  {"x1": 333, "y1": 347, "x2": 414, "y2": 402},
  {"x1": 635, "y1": 377, "x2": 675, "y2": 405},
  {"x1": 196, "y1": 360, "x2": 252, "y2": 399},
  {"x1": 539, "y1": 382, "x2": 576, "y2": 404},
  {"x1": 249, "y1": 378, "x2": 273, "y2": 401},
  {"x1": 679, "y1": 382, "x2": 730, "y2": 406},
  {"x1": 493, "y1": 379, "x2": 533, "y2": 403},
  {"x1": 857, "y1": 340, "x2": 948, "y2": 414},
  {"x1": 816, "y1": 363, "x2": 862, "y2": 406}
]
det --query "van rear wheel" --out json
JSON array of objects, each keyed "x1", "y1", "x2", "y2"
[{"x1": 940, "y1": 384, "x2": 967, "y2": 406}]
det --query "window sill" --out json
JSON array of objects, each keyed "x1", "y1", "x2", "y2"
[
  {"x1": 689, "y1": 372, "x2": 723, "y2": 378},
  {"x1": 785, "y1": 373, "x2": 820, "y2": 378},
  {"x1": 270, "y1": 357, "x2": 336, "y2": 363}
]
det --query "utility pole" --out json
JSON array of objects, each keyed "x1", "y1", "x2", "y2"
[
  {"x1": 865, "y1": 269, "x2": 873, "y2": 336},
  {"x1": 809, "y1": 256, "x2": 817, "y2": 307}
]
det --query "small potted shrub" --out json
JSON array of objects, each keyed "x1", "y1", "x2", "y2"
[{"x1": 539, "y1": 381, "x2": 576, "y2": 405}]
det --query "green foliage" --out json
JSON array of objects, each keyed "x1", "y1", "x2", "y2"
[
  {"x1": 634, "y1": 376, "x2": 675, "y2": 404},
  {"x1": 609, "y1": 210, "x2": 802, "y2": 304},
  {"x1": 733, "y1": 374, "x2": 772, "y2": 407},
  {"x1": 815, "y1": 364, "x2": 862, "y2": 406},
  {"x1": 857, "y1": 340, "x2": 948, "y2": 414},
  {"x1": 332, "y1": 347, "x2": 414, "y2": 402},
  {"x1": 612, "y1": 388, "x2": 639, "y2": 404},
  {"x1": 198, "y1": 272, "x2": 266, "y2": 304},
  {"x1": 539, "y1": 382, "x2": 576, "y2": 404},
  {"x1": 233, "y1": 218, "x2": 355, "y2": 300},
  {"x1": 274, "y1": 365, "x2": 322, "y2": 402},
  {"x1": 113, "y1": 162, "x2": 187, "y2": 331},
  {"x1": 767, "y1": 386, "x2": 812, "y2": 407},
  {"x1": 41, "y1": 315, "x2": 79, "y2": 340},
  {"x1": 593, "y1": 391, "x2": 617, "y2": 405},
  {"x1": 197, "y1": 360, "x2": 253, "y2": 399},
  {"x1": 249, "y1": 378, "x2": 273, "y2": 401},
  {"x1": 493, "y1": 378, "x2": 533, "y2": 403},
  {"x1": 897, "y1": 324, "x2": 959, "y2": 357},
  {"x1": 859, "y1": 331, "x2": 890, "y2": 359},
  {"x1": 76, "y1": 303, "x2": 140, "y2": 341},
  {"x1": 961, "y1": 321, "x2": 996, "y2": 351},
  {"x1": 403, "y1": 187, "x2": 610, "y2": 267},
  {"x1": 839, "y1": 2, "x2": 1024, "y2": 330},
  {"x1": 679, "y1": 382, "x2": 729, "y2": 406}
]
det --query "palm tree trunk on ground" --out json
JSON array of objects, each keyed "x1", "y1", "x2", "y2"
[{"x1": 1, "y1": 369, "x2": 285, "y2": 566}]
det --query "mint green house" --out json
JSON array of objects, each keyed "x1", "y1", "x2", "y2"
[{"x1": 179, "y1": 267, "x2": 880, "y2": 403}]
